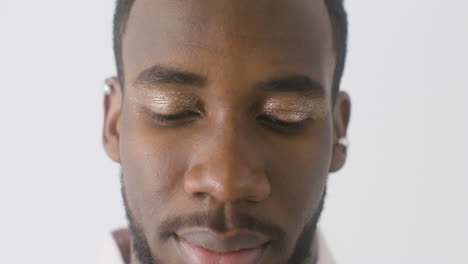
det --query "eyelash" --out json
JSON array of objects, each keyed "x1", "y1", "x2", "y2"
[
  {"x1": 148, "y1": 111, "x2": 200, "y2": 127},
  {"x1": 257, "y1": 115, "x2": 308, "y2": 131}
]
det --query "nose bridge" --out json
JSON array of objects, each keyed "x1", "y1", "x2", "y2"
[
  {"x1": 214, "y1": 114, "x2": 245, "y2": 164},
  {"x1": 183, "y1": 115, "x2": 271, "y2": 203}
]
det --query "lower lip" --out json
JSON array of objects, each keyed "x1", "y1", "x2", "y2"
[{"x1": 178, "y1": 237, "x2": 267, "y2": 264}]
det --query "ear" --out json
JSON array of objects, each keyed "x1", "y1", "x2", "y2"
[
  {"x1": 329, "y1": 91, "x2": 351, "y2": 173},
  {"x1": 103, "y1": 77, "x2": 123, "y2": 163}
]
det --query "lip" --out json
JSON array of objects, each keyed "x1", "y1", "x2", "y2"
[{"x1": 176, "y1": 228, "x2": 271, "y2": 264}]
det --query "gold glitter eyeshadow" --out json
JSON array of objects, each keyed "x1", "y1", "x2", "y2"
[
  {"x1": 263, "y1": 95, "x2": 328, "y2": 122},
  {"x1": 133, "y1": 89, "x2": 200, "y2": 115},
  {"x1": 131, "y1": 86, "x2": 327, "y2": 122}
]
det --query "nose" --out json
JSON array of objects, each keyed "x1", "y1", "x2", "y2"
[{"x1": 183, "y1": 123, "x2": 271, "y2": 204}]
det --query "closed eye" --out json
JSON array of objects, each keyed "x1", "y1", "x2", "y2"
[
  {"x1": 143, "y1": 107, "x2": 200, "y2": 128},
  {"x1": 150, "y1": 111, "x2": 198, "y2": 121},
  {"x1": 257, "y1": 114, "x2": 308, "y2": 133}
]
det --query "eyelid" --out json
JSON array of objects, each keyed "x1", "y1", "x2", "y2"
[
  {"x1": 257, "y1": 114, "x2": 308, "y2": 135},
  {"x1": 260, "y1": 114, "x2": 308, "y2": 127},
  {"x1": 263, "y1": 108, "x2": 312, "y2": 123},
  {"x1": 134, "y1": 89, "x2": 201, "y2": 114},
  {"x1": 262, "y1": 96, "x2": 328, "y2": 121},
  {"x1": 150, "y1": 111, "x2": 198, "y2": 121},
  {"x1": 141, "y1": 106, "x2": 200, "y2": 127}
]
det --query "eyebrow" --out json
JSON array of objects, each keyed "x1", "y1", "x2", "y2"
[
  {"x1": 134, "y1": 64, "x2": 325, "y2": 97},
  {"x1": 256, "y1": 75, "x2": 325, "y2": 97},
  {"x1": 134, "y1": 65, "x2": 206, "y2": 87}
]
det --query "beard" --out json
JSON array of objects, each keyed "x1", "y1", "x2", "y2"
[{"x1": 121, "y1": 173, "x2": 326, "y2": 264}]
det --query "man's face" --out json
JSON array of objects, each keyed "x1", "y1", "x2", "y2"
[{"x1": 103, "y1": 0, "x2": 350, "y2": 263}]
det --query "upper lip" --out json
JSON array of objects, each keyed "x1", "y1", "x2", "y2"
[{"x1": 176, "y1": 228, "x2": 271, "y2": 253}]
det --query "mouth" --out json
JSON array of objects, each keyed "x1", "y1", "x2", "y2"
[{"x1": 175, "y1": 229, "x2": 271, "y2": 264}]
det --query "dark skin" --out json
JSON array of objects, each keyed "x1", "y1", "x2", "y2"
[{"x1": 103, "y1": 0, "x2": 350, "y2": 263}]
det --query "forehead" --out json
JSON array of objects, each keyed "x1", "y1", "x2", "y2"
[{"x1": 122, "y1": 0, "x2": 335, "y2": 93}]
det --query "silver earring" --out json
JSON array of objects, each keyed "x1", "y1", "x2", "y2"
[
  {"x1": 337, "y1": 137, "x2": 349, "y2": 148},
  {"x1": 104, "y1": 84, "x2": 113, "y2": 95}
]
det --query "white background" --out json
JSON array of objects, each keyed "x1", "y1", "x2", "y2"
[{"x1": 1, "y1": 0, "x2": 467, "y2": 263}]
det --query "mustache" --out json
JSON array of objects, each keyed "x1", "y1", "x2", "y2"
[{"x1": 158, "y1": 209, "x2": 286, "y2": 248}]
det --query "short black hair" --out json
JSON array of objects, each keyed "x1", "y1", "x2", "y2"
[{"x1": 113, "y1": 0, "x2": 348, "y2": 97}]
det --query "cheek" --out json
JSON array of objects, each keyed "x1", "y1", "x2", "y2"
[
  {"x1": 265, "y1": 119, "x2": 333, "y2": 236},
  {"x1": 270, "y1": 149, "x2": 330, "y2": 217},
  {"x1": 119, "y1": 108, "x2": 191, "y2": 229}
]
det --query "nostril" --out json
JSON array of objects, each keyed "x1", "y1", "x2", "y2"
[
  {"x1": 193, "y1": 192, "x2": 207, "y2": 200},
  {"x1": 246, "y1": 196, "x2": 261, "y2": 204}
]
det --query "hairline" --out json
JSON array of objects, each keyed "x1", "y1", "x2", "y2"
[{"x1": 113, "y1": 0, "x2": 347, "y2": 102}]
